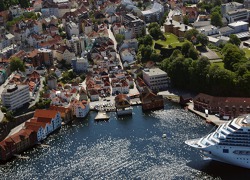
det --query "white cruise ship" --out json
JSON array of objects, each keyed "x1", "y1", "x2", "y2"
[{"x1": 185, "y1": 115, "x2": 250, "y2": 169}]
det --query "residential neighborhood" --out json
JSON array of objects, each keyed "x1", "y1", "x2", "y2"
[{"x1": 1, "y1": 0, "x2": 250, "y2": 168}]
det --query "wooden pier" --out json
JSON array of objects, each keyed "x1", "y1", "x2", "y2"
[
  {"x1": 94, "y1": 111, "x2": 110, "y2": 121},
  {"x1": 13, "y1": 154, "x2": 30, "y2": 159}
]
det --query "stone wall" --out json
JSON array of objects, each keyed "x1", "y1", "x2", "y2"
[{"x1": 0, "y1": 111, "x2": 34, "y2": 141}]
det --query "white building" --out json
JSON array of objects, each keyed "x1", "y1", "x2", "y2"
[
  {"x1": 1, "y1": 84, "x2": 30, "y2": 110},
  {"x1": 9, "y1": 5, "x2": 24, "y2": 17},
  {"x1": 197, "y1": 25, "x2": 219, "y2": 36},
  {"x1": 221, "y1": 2, "x2": 244, "y2": 17},
  {"x1": 66, "y1": 21, "x2": 79, "y2": 37},
  {"x1": 0, "y1": 33, "x2": 15, "y2": 50},
  {"x1": 142, "y1": 68, "x2": 169, "y2": 91},
  {"x1": 141, "y1": 2, "x2": 164, "y2": 23},
  {"x1": 54, "y1": 45, "x2": 75, "y2": 64},
  {"x1": 120, "y1": 48, "x2": 136, "y2": 63},
  {"x1": 226, "y1": 9, "x2": 250, "y2": 23},
  {"x1": 24, "y1": 119, "x2": 47, "y2": 142},
  {"x1": 228, "y1": 21, "x2": 249, "y2": 33},
  {"x1": 70, "y1": 100, "x2": 90, "y2": 118},
  {"x1": 34, "y1": 109, "x2": 62, "y2": 131},
  {"x1": 66, "y1": 35, "x2": 85, "y2": 56}
]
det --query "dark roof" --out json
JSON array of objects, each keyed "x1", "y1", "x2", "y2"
[
  {"x1": 219, "y1": 26, "x2": 234, "y2": 34},
  {"x1": 193, "y1": 21, "x2": 211, "y2": 28}
]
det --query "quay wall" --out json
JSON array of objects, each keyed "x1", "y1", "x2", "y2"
[
  {"x1": 187, "y1": 103, "x2": 228, "y2": 126},
  {"x1": 0, "y1": 112, "x2": 34, "y2": 141}
]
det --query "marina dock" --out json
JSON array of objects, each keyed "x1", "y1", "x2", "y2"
[
  {"x1": 187, "y1": 103, "x2": 228, "y2": 126},
  {"x1": 94, "y1": 111, "x2": 110, "y2": 121},
  {"x1": 13, "y1": 154, "x2": 30, "y2": 159}
]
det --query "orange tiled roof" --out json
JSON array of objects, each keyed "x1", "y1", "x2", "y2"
[{"x1": 34, "y1": 109, "x2": 58, "y2": 119}]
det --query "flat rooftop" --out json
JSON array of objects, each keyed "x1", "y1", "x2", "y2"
[
  {"x1": 228, "y1": 21, "x2": 249, "y2": 27},
  {"x1": 143, "y1": 68, "x2": 167, "y2": 76}
]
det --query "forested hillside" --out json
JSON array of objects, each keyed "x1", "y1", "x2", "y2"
[{"x1": 0, "y1": 0, "x2": 30, "y2": 12}]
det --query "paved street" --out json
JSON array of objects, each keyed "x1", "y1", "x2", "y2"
[
  {"x1": 29, "y1": 76, "x2": 45, "y2": 108},
  {"x1": 108, "y1": 24, "x2": 123, "y2": 68},
  {"x1": 200, "y1": 47, "x2": 221, "y2": 60}
]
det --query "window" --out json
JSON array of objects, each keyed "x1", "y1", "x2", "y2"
[{"x1": 223, "y1": 149, "x2": 229, "y2": 153}]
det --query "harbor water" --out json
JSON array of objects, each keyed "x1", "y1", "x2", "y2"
[{"x1": 1, "y1": 102, "x2": 250, "y2": 179}]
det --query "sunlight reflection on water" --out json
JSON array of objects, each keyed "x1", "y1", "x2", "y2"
[{"x1": 0, "y1": 105, "x2": 243, "y2": 180}]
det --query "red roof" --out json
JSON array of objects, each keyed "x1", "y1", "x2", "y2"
[{"x1": 34, "y1": 109, "x2": 58, "y2": 119}]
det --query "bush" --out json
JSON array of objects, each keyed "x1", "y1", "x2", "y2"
[
  {"x1": 1, "y1": 106, "x2": 7, "y2": 113},
  {"x1": 5, "y1": 111, "x2": 14, "y2": 121}
]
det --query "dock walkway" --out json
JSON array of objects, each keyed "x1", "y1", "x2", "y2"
[
  {"x1": 187, "y1": 103, "x2": 228, "y2": 126},
  {"x1": 94, "y1": 111, "x2": 110, "y2": 121}
]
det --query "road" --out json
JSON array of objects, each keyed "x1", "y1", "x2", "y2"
[
  {"x1": 29, "y1": 76, "x2": 45, "y2": 108},
  {"x1": 107, "y1": 24, "x2": 123, "y2": 68}
]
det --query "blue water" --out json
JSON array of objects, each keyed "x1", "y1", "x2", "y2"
[{"x1": 1, "y1": 102, "x2": 250, "y2": 179}]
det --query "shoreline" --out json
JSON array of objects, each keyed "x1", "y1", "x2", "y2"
[{"x1": 186, "y1": 102, "x2": 228, "y2": 126}]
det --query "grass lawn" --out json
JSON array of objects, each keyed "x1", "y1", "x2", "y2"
[
  {"x1": 215, "y1": 51, "x2": 223, "y2": 59},
  {"x1": 211, "y1": 61, "x2": 224, "y2": 68},
  {"x1": 243, "y1": 48, "x2": 250, "y2": 58},
  {"x1": 155, "y1": 33, "x2": 187, "y2": 48}
]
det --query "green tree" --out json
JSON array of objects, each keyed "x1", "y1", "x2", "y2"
[
  {"x1": 150, "y1": 52, "x2": 162, "y2": 62},
  {"x1": 236, "y1": 71, "x2": 250, "y2": 96},
  {"x1": 115, "y1": 34, "x2": 125, "y2": 44},
  {"x1": 222, "y1": 43, "x2": 247, "y2": 71},
  {"x1": 148, "y1": 22, "x2": 160, "y2": 31},
  {"x1": 161, "y1": 58, "x2": 170, "y2": 71},
  {"x1": 183, "y1": 15, "x2": 189, "y2": 25},
  {"x1": 189, "y1": 56, "x2": 211, "y2": 92},
  {"x1": 170, "y1": 49, "x2": 183, "y2": 61},
  {"x1": 188, "y1": 46, "x2": 199, "y2": 60},
  {"x1": 23, "y1": 12, "x2": 37, "y2": 19},
  {"x1": 211, "y1": 12, "x2": 222, "y2": 27},
  {"x1": 197, "y1": 33, "x2": 208, "y2": 46},
  {"x1": 42, "y1": 23, "x2": 47, "y2": 31},
  {"x1": 5, "y1": 111, "x2": 14, "y2": 121},
  {"x1": 140, "y1": 45, "x2": 153, "y2": 62},
  {"x1": 138, "y1": 34, "x2": 153, "y2": 46},
  {"x1": 211, "y1": 5, "x2": 221, "y2": 14},
  {"x1": 160, "y1": 12, "x2": 169, "y2": 26},
  {"x1": 229, "y1": 34, "x2": 241, "y2": 47},
  {"x1": 185, "y1": 29, "x2": 199, "y2": 41},
  {"x1": 149, "y1": 26, "x2": 163, "y2": 40},
  {"x1": 167, "y1": 57, "x2": 192, "y2": 89},
  {"x1": 181, "y1": 42, "x2": 192, "y2": 57},
  {"x1": 213, "y1": 0, "x2": 222, "y2": 6},
  {"x1": 18, "y1": 0, "x2": 30, "y2": 8},
  {"x1": 138, "y1": 1, "x2": 142, "y2": 9},
  {"x1": 1, "y1": 106, "x2": 7, "y2": 113},
  {"x1": 0, "y1": 0, "x2": 6, "y2": 11},
  {"x1": 10, "y1": 57, "x2": 25, "y2": 72},
  {"x1": 208, "y1": 65, "x2": 236, "y2": 96}
]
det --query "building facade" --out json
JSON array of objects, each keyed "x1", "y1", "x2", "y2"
[
  {"x1": 193, "y1": 93, "x2": 250, "y2": 119},
  {"x1": 142, "y1": 68, "x2": 169, "y2": 92},
  {"x1": 1, "y1": 84, "x2": 30, "y2": 110}
]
